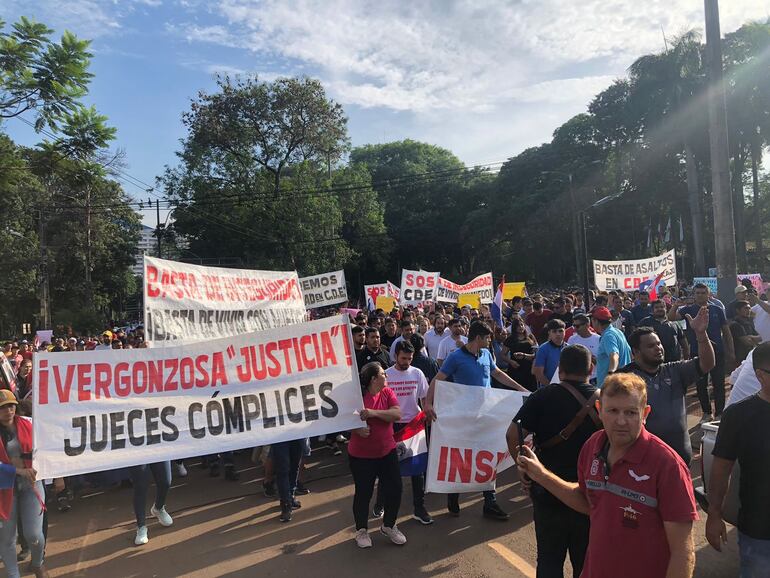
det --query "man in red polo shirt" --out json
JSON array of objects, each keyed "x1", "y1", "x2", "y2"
[{"x1": 517, "y1": 373, "x2": 697, "y2": 578}]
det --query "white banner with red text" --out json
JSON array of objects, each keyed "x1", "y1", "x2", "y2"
[
  {"x1": 426, "y1": 381, "x2": 528, "y2": 493},
  {"x1": 33, "y1": 315, "x2": 363, "y2": 479},
  {"x1": 143, "y1": 256, "x2": 307, "y2": 345},
  {"x1": 299, "y1": 270, "x2": 347, "y2": 309},
  {"x1": 592, "y1": 249, "x2": 677, "y2": 292},
  {"x1": 399, "y1": 269, "x2": 440, "y2": 305}
]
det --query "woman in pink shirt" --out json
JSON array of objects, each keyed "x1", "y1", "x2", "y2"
[{"x1": 348, "y1": 362, "x2": 405, "y2": 549}]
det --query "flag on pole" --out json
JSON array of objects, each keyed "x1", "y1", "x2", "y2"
[
  {"x1": 678, "y1": 217, "x2": 684, "y2": 242},
  {"x1": 394, "y1": 413, "x2": 428, "y2": 476},
  {"x1": 664, "y1": 217, "x2": 671, "y2": 243},
  {"x1": 491, "y1": 275, "x2": 505, "y2": 328},
  {"x1": 639, "y1": 271, "x2": 667, "y2": 301}
]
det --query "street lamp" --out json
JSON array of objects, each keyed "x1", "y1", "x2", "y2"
[{"x1": 578, "y1": 191, "x2": 625, "y2": 308}]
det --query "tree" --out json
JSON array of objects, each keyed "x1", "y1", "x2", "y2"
[
  {"x1": 183, "y1": 75, "x2": 349, "y2": 194},
  {"x1": 162, "y1": 75, "x2": 387, "y2": 285},
  {"x1": 0, "y1": 17, "x2": 92, "y2": 130},
  {"x1": 629, "y1": 30, "x2": 709, "y2": 276}
]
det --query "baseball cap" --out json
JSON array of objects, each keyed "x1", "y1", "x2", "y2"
[
  {"x1": 0, "y1": 390, "x2": 18, "y2": 408},
  {"x1": 734, "y1": 285, "x2": 748, "y2": 295},
  {"x1": 590, "y1": 306, "x2": 613, "y2": 322},
  {"x1": 102, "y1": 330, "x2": 113, "y2": 338}
]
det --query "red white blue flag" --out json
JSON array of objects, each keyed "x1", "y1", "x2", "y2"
[
  {"x1": 491, "y1": 275, "x2": 505, "y2": 328},
  {"x1": 394, "y1": 412, "x2": 428, "y2": 476}
]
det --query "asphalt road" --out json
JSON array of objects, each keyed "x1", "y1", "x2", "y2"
[{"x1": 42, "y1": 406, "x2": 739, "y2": 578}]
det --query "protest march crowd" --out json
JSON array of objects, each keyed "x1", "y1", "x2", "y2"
[{"x1": 0, "y1": 261, "x2": 769, "y2": 578}]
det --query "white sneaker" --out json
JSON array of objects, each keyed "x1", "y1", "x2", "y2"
[
  {"x1": 700, "y1": 412, "x2": 713, "y2": 423},
  {"x1": 335, "y1": 434, "x2": 348, "y2": 443},
  {"x1": 134, "y1": 526, "x2": 148, "y2": 546},
  {"x1": 380, "y1": 524, "x2": 407, "y2": 545},
  {"x1": 151, "y1": 505, "x2": 173, "y2": 527},
  {"x1": 355, "y1": 528, "x2": 372, "y2": 549},
  {"x1": 175, "y1": 462, "x2": 188, "y2": 477}
]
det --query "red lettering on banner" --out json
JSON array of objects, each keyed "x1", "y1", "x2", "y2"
[
  {"x1": 195, "y1": 355, "x2": 209, "y2": 387},
  {"x1": 299, "y1": 335, "x2": 316, "y2": 370},
  {"x1": 77, "y1": 364, "x2": 91, "y2": 401},
  {"x1": 320, "y1": 331, "x2": 337, "y2": 366},
  {"x1": 437, "y1": 446, "x2": 449, "y2": 481},
  {"x1": 448, "y1": 448, "x2": 472, "y2": 483},
  {"x1": 475, "y1": 450, "x2": 495, "y2": 482},
  {"x1": 435, "y1": 446, "x2": 510, "y2": 484},
  {"x1": 211, "y1": 352, "x2": 227, "y2": 386},
  {"x1": 53, "y1": 365, "x2": 75, "y2": 403},
  {"x1": 94, "y1": 363, "x2": 111, "y2": 399},
  {"x1": 37, "y1": 360, "x2": 49, "y2": 405},
  {"x1": 146, "y1": 265, "x2": 160, "y2": 298}
]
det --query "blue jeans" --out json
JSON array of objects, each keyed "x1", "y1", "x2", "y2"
[
  {"x1": 0, "y1": 480, "x2": 45, "y2": 577},
  {"x1": 130, "y1": 462, "x2": 171, "y2": 527},
  {"x1": 739, "y1": 532, "x2": 770, "y2": 578},
  {"x1": 272, "y1": 440, "x2": 302, "y2": 505}
]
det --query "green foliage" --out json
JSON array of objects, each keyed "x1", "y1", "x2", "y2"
[{"x1": 0, "y1": 17, "x2": 92, "y2": 131}]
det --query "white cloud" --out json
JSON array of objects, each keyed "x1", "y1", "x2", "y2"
[{"x1": 166, "y1": 0, "x2": 768, "y2": 116}]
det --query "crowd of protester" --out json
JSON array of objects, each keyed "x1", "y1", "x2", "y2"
[{"x1": 0, "y1": 277, "x2": 768, "y2": 577}]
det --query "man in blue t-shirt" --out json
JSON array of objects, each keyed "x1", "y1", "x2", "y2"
[
  {"x1": 669, "y1": 282, "x2": 736, "y2": 420},
  {"x1": 533, "y1": 319, "x2": 566, "y2": 386},
  {"x1": 590, "y1": 306, "x2": 631, "y2": 386},
  {"x1": 424, "y1": 321, "x2": 527, "y2": 521}
]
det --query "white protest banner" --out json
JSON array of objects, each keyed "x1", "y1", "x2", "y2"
[
  {"x1": 593, "y1": 249, "x2": 677, "y2": 292},
  {"x1": 299, "y1": 270, "x2": 347, "y2": 309},
  {"x1": 387, "y1": 280, "x2": 401, "y2": 300},
  {"x1": 462, "y1": 272, "x2": 494, "y2": 304},
  {"x1": 364, "y1": 284, "x2": 388, "y2": 310},
  {"x1": 694, "y1": 277, "x2": 718, "y2": 294},
  {"x1": 437, "y1": 278, "x2": 462, "y2": 302},
  {"x1": 399, "y1": 270, "x2": 439, "y2": 304},
  {"x1": 143, "y1": 256, "x2": 306, "y2": 345},
  {"x1": 33, "y1": 315, "x2": 363, "y2": 479},
  {"x1": 426, "y1": 381, "x2": 528, "y2": 493},
  {"x1": 437, "y1": 274, "x2": 494, "y2": 304}
]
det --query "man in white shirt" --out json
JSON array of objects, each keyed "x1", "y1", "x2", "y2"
[
  {"x1": 566, "y1": 314, "x2": 601, "y2": 381},
  {"x1": 436, "y1": 319, "x2": 468, "y2": 366},
  {"x1": 389, "y1": 320, "x2": 426, "y2": 362},
  {"x1": 424, "y1": 315, "x2": 448, "y2": 359},
  {"x1": 748, "y1": 292, "x2": 770, "y2": 343},
  {"x1": 380, "y1": 340, "x2": 432, "y2": 525}
]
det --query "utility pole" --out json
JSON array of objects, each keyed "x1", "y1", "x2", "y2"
[
  {"x1": 38, "y1": 211, "x2": 51, "y2": 330},
  {"x1": 85, "y1": 185, "x2": 93, "y2": 308},
  {"x1": 567, "y1": 174, "x2": 582, "y2": 284},
  {"x1": 704, "y1": 0, "x2": 737, "y2": 302},
  {"x1": 155, "y1": 199, "x2": 162, "y2": 259}
]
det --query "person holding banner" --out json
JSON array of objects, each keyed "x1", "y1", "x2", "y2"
[
  {"x1": 348, "y1": 362, "x2": 405, "y2": 548},
  {"x1": 130, "y1": 461, "x2": 173, "y2": 546},
  {"x1": 424, "y1": 321, "x2": 527, "y2": 521},
  {"x1": 376, "y1": 341, "x2": 432, "y2": 525},
  {"x1": 507, "y1": 345, "x2": 599, "y2": 578},
  {"x1": 0, "y1": 391, "x2": 48, "y2": 578}
]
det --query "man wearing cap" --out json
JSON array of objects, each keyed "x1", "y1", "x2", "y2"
[
  {"x1": 726, "y1": 285, "x2": 749, "y2": 320},
  {"x1": 95, "y1": 332, "x2": 113, "y2": 351},
  {"x1": 591, "y1": 306, "x2": 632, "y2": 387}
]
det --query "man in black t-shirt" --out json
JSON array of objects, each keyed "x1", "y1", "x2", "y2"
[
  {"x1": 356, "y1": 327, "x2": 390, "y2": 370},
  {"x1": 639, "y1": 299, "x2": 689, "y2": 363},
  {"x1": 707, "y1": 341, "x2": 770, "y2": 574},
  {"x1": 507, "y1": 345, "x2": 600, "y2": 578}
]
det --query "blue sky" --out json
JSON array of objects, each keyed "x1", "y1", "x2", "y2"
[{"x1": 4, "y1": 1, "x2": 769, "y2": 226}]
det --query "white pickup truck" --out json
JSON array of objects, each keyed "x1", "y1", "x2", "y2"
[{"x1": 694, "y1": 421, "x2": 740, "y2": 526}]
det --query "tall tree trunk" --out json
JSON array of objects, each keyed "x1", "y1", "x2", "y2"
[
  {"x1": 684, "y1": 141, "x2": 706, "y2": 275},
  {"x1": 732, "y1": 145, "x2": 747, "y2": 271},
  {"x1": 751, "y1": 134, "x2": 762, "y2": 264}
]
